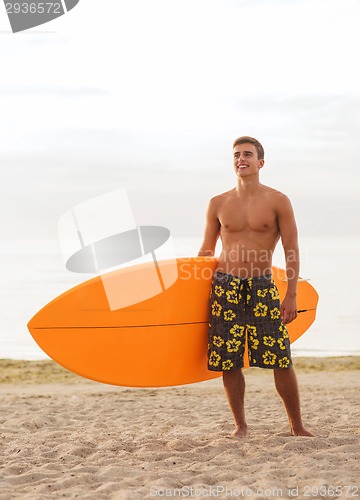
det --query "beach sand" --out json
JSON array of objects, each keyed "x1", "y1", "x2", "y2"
[{"x1": 0, "y1": 358, "x2": 359, "y2": 499}]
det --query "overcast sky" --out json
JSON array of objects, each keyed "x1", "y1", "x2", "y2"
[{"x1": 1, "y1": 0, "x2": 359, "y2": 242}]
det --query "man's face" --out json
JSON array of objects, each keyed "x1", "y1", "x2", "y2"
[{"x1": 233, "y1": 143, "x2": 264, "y2": 178}]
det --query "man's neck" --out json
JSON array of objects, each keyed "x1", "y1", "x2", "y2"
[{"x1": 235, "y1": 176, "x2": 262, "y2": 195}]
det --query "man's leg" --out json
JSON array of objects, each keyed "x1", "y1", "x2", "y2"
[
  {"x1": 273, "y1": 367, "x2": 314, "y2": 436},
  {"x1": 223, "y1": 368, "x2": 248, "y2": 438}
]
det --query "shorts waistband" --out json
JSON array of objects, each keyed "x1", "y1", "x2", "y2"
[{"x1": 214, "y1": 271, "x2": 273, "y2": 283}]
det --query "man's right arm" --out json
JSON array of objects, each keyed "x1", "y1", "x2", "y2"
[{"x1": 198, "y1": 197, "x2": 221, "y2": 257}]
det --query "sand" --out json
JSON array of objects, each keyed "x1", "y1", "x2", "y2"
[{"x1": 0, "y1": 358, "x2": 359, "y2": 499}]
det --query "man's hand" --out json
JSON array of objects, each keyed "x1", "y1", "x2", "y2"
[{"x1": 280, "y1": 294, "x2": 297, "y2": 325}]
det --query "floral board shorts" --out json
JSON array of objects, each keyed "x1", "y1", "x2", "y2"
[{"x1": 207, "y1": 271, "x2": 292, "y2": 371}]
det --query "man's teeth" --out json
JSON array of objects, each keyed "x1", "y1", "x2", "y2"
[{"x1": 239, "y1": 165, "x2": 248, "y2": 169}]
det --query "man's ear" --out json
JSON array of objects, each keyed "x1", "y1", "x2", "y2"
[{"x1": 258, "y1": 159, "x2": 265, "y2": 170}]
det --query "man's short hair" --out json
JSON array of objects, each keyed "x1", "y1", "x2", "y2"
[{"x1": 232, "y1": 136, "x2": 264, "y2": 160}]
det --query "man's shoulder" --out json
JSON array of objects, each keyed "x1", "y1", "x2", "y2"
[
  {"x1": 261, "y1": 185, "x2": 291, "y2": 203},
  {"x1": 209, "y1": 189, "x2": 234, "y2": 205}
]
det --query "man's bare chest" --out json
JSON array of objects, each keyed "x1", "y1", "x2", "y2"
[{"x1": 217, "y1": 199, "x2": 278, "y2": 233}]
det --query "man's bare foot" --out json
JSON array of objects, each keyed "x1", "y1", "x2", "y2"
[
  {"x1": 228, "y1": 426, "x2": 248, "y2": 439},
  {"x1": 291, "y1": 426, "x2": 315, "y2": 437}
]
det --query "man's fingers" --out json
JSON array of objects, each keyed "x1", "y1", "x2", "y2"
[
  {"x1": 281, "y1": 309, "x2": 297, "y2": 325},
  {"x1": 286, "y1": 313, "x2": 298, "y2": 325}
]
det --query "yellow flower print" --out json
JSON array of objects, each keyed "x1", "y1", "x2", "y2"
[
  {"x1": 214, "y1": 285, "x2": 225, "y2": 297},
  {"x1": 246, "y1": 325, "x2": 257, "y2": 337},
  {"x1": 253, "y1": 302, "x2": 268, "y2": 317},
  {"x1": 230, "y1": 324, "x2": 245, "y2": 337},
  {"x1": 247, "y1": 278, "x2": 253, "y2": 289},
  {"x1": 257, "y1": 288, "x2": 268, "y2": 298},
  {"x1": 211, "y1": 300, "x2": 222, "y2": 316},
  {"x1": 279, "y1": 325, "x2": 289, "y2": 338},
  {"x1": 209, "y1": 351, "x2": 221, "y2": 367},
  {"x1": 222, "y1": 359, "x2": 234, "y2": 371},
  {"x1": 269, "y1": 287, "x2": 280, "y2": 300},
  {"x1": 277, "y1": 338, "x2": 286, "y2": 350},
  {"x1": 226, "y1": 338, "x2": 241, "y2": 353},
  {"x1": 250, "y1": 337, "x2": 260, "y2": 350},
  {"x1": 247, "y1": 294, "x2": 251, "y2": 302},
  {"x1": 226, "y1": 289, "x2": 239, "y2": 304},
  {"x1": 224, "y1": 309, "x2": 236, "y2": 321},
  {"x1": 263, "y1": 336, "x2": 276, "y2": 347},
  {"x1": 270, "y1": 307, "x2": 281, "y2": 320},
  {"x1": 212, "y1": 336, "x2": 224, "y2": 348},
  {"x1": 279, "y1": 357, "x2": 290, "y2": 368},
  {"x1": 230, "y1": 278, "x2": 240, "y2": 286},
  {"x1": 262, "y1": 350, "x2": 277, "y2": 366}
]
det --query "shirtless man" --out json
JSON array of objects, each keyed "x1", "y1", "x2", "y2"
[{"x1": 198, "y1": 136, "x2": 314, "y2": 438}]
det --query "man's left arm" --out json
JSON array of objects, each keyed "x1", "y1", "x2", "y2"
[{"x1": 276, "y1": 193, "x2": 299, "y2": 325}]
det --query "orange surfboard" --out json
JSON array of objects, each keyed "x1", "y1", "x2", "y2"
[{"x1": 27, "y1": 257, "x2": 318, "y2": 387}]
